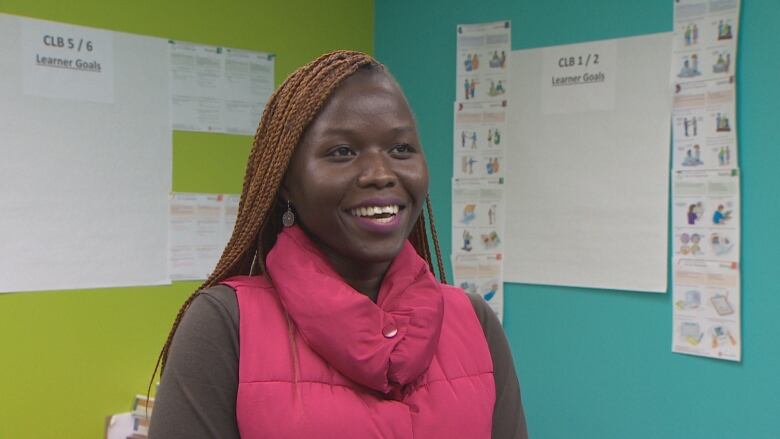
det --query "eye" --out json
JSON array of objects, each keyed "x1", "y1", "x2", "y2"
[
  {"x1": 390, "y1": 143, "x2": 416, "y2": 157},
  {"x1": 326, "y1": 145, "x2": 356, "y2": 159}
]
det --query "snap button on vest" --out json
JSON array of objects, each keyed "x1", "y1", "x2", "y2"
[{"x1": 382, "y1": 322, "x2": 398, "y2": 338}]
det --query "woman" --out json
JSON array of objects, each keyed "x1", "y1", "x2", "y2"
[{"x1": 150, "y1": 51, "x2": 527, "y2": 439}]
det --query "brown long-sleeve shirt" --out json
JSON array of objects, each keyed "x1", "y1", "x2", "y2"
[{"x1": 150, "y1": 285, "x2": 528, "y2": 438}]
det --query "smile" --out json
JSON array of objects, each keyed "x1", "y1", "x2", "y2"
[{"x1": 349, "y1": 205, "x2": 401, "y2": 223}]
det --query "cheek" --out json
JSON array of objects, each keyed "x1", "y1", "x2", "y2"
[{"x1": 292, "y1": 167, "x2": 348, "y2": 216}]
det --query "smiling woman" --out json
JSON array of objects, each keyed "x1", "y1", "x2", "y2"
[{"x1": 149, "y1": 51, "x2": 528, "y2": 439}]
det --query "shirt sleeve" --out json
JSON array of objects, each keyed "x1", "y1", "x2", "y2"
[
  {"x1": 467, "y1": 293, "x2": 529, "y2": 439},
  {"x1": 149, "y1": 285, "x2": 241, "y2": 439}
]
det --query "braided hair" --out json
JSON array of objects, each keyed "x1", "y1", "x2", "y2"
[{"x1": 154, "y1": 50, "x2": 447, "y2": 381}]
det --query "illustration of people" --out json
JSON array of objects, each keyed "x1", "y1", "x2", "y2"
[
  {"x1": 500, "y1": 50, "x2": 506, "y2": 68},
  {"x1": 678, "y1": 54, "x2": 701, "y2": 78},
  {"x1": 490, "y1": 50, "x2": 501, "y2": 68},
  {"x1": 487, "y1": 129, "x2": 492, "y2": 144},
  {"x1": 461, "y1": 131, "x2": 466, "y2": 148},
  {"x1": 489, "y1": 80, "x2": 496, "y2": 96},
  {"x1": 469, "y1": 78, "x2": 476, "y2": 99},
  {"x1": 496, "y1": 80, "x2": 505, "y2": 94},
  {"x1": 462, "y1": 230, "x2": 473, "y2": 252},
  {"x1": 687, "y1": 204, "x2": 698, "y2": 225},
  {"x1": 488, "y1": 204, "x2": 496, "y2": 225},
  {"x1": 480, "y1": 231, "x2": 501, "y2": 249},
  {"x1": 716, "y1": 113, "x2": 731, "y2": 132},
  {"x1": 461, "y1": 204, "x2": 476, "y2": 224},
  {"x1": 472, "y1": 53, "x2": 479, "y2": 70},
  {"x1": 464, "y1": 54, "x2": 472, "y2": 72},
  {"x1": 718, "y1": 20, "x2": 733, "y2": 40},
  {"x1": 461, "y1": 155, "x2": 477, "y2": 175},
  {"x1": 464, "y1": 78, "x2": 470, "y2": 100},
  {"x1": 710, "y1": 233, "x2": 734, "y2": 256},
  {"x1": 485, "y1": 157, "x2": 500, "y2": 175},
  {"x1": 683, "y1": 24, "x2": 701, "y2": 45},
  {"x1": 682, "y1": 117, "x2": 697, "y2": 137},
  {"x1": 493, "y1": 128, "x2": 501, "y2": 145},
  {"x1": 713, "y1": 52, "x2": 731, "y2": 74},
  {"x1": 471, "y1": 131, "x2": 478, "y2": 149},
  {"x1": 682, "y1": 144, "x2": 703, "y2": 166},
  {"x1": 712, "y1": 204, "x2": 732, "y2": 225}
]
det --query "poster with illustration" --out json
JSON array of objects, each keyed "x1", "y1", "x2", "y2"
[
  {"x1": 671, "y1": 0, "x2": 741, "y2": 361},
  {"x1": 671, "y1": 169, "x2": 741, "y2": 361},
  {"x1": 672, "y1": 78, "x2": 737, "y2": 170},
  {"x1": 453, "y1": 100, "x2": 507, "y2": 179},
  {"x1": 672, "y1": 259, "x2": 741, "y2": 361},
  {"x1": 456, "y1": 21, "x2": 511, "y2": 103},
  {"x1": 452, "y1": 253, "x2": 505, "y2": 321},
  {"x1": 452, "y1": 177, "x2": 505, "y2": 256}
]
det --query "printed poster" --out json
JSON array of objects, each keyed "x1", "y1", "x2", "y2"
[
  {"x1": 670, "y1": 0, "x2": 741, "y2": 361},
  {"x1": 169, "y1": 193, "x2": 240, "y2": 281},
  {"x1": 169, "y1": 40, "x2": 274, "y2": 135},
  {"x1": 453, "y1": 21, "x2": 511, "y2": 320}
]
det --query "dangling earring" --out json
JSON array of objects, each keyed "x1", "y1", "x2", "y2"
[{"x1": 282, "y1": 200, "x2": 295, "y2": 227}]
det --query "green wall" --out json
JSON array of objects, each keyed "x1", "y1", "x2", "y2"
[
  {"x1": 376, "y1": 0, "x2": 779, "y2": 438},
  {"x1": 0, "y1": 1, "x2": 372, "y2": 438}
]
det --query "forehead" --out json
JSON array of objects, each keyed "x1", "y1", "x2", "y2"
[{"x1": 310, "y1": 71, "x2": 415, "y2": 129}]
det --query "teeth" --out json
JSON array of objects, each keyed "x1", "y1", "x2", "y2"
[{"x1": 350, "y1": 205, "x2": 400, "y2": 217}]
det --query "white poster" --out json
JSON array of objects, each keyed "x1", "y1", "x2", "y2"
[
  {"x1": 21, "y1": 18, "x2": 114, "y2": 103},
  {"x1": 504, "y1": 33, "x2": 673, "y2": 292},
  {"x1": 0, "y1": 14, "x2": 172, "y2": 293},
  {"x1": 169, "y1": 40, "x2": 274, "y2": 135}
]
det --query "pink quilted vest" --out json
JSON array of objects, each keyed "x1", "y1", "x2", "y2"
[{"x1": 225, "y1": 226, "x2": 495, "y2": 438}]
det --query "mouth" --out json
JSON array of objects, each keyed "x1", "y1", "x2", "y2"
[
  {"x1": 345, "y1": 200, "x2": 407, "y2": 233},
  {"x1": 348, "y1": 204, "x2": 403, "y2": 224}
]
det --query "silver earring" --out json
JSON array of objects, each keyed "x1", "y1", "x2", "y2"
[{"x1": 282, "y1": 200, "x2": 295, "y2": 227}]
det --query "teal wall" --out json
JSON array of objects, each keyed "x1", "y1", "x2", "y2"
[{"x1": 376, "y1": 1, "x2": 779, "y2": 438}]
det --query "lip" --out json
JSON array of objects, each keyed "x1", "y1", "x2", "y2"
[
  {"x1": 349, "y1": 209, "x2": 406, "y2": 234},
  {"x1": 344, "y1": 197, "x2": 408, "y2": 234}
]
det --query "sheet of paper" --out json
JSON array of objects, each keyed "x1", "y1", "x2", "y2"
[
  {"x1": 670, "y1": 0, "x2": 741, "y2": 361},
  {"x1": 0, "y1": 14, "x2": 171, "y2": 293},
  {"x1": 169, "y1": 193, "x2": 239, "y2": 281},
  {"x1": 504, "y1": 33, "x2": 673, "y2": 292},
  {"x1": 21, "y1": 17, "x2": 114, "y2": 103},
  {"x1": 169, "y1": 40, "x2": 274, "y2": 135}
]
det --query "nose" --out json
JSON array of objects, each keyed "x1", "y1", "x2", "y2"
[{"x1": 356, "y1": 150, "x2": 397, "y2": 189}]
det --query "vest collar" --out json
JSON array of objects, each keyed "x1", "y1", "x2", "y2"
[{"x1": 266, "y1": 225, "x2": 444, "y2": 394}]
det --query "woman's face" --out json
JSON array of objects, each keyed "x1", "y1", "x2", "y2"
[{"x1": 282, "y1": 70, "x2": 429, "y2": 266}]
